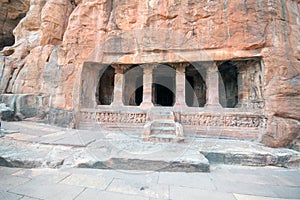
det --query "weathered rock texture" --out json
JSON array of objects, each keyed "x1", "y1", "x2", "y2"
[
  {"x1": 0, "y1": 0, "x2": 29, "y2": 50},
  {"x1": 0, "y1": 0, "x2": 299, "y2": 148}
]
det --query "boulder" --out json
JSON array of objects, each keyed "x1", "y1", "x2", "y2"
[{"x1": 0, "y1": 103, "x2": 14, "y2": 121}]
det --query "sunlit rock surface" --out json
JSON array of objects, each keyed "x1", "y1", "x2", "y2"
[{"x1": 0, "y1": 0, "x2": 299, "y2": 148}]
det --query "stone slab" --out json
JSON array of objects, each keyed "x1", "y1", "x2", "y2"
[
  {"x1": 8, "y1": 180, "x2": 85, "y2": 200},
  {"x1": 269, "y1": 185, "x2": 300, "y2": 199},
  {"x1": 61, "y1": 168, "x2": 160, "y2": 185},
  {"x1": 0, "y1": 166, "x2": 22, "y2": 175},
  {"x1": 44, "y1": 134, "x2": 95, "y2": 147},
  {"x1": 0, "y1": 174, "x2": 30, "y2": 191},
  {"x1": 169, "y1": 186, "x2": 236, "y2": 200},
  {"x1": 19, "y1": 197, "x2": 40, "y2": 200},
  {"x1": 76, "y1": 189, "x2": 149, "y2": 200},
  {"x1": 0, "y1": 139, "x2": 68, "y2": 168},
  {"x1": 5, "y1": 133, "x2": 37, "y2": 141},
  {"x1": 0, "y1": 190, "x2": 22, "y2": 200},
  {"x1": 77, "y1": 144, "x2": 210, "y2": 172},
  {"x1": 12, "y1": 168, "x2": 71, "y2": 183},
  {"x1": 233, "y1": 194, "x2": 299, "y2": 200},
  {"x1": 60, "y1": 173, "x2": 113, "y2": 189},
  {"x1": 106, "y1": 178, "x2": 169, "y2": 199},
  {"x1": 27, "y1": 130, "x2": 105, "y2": 147},
  {"x1": 158, "y1": 172, "x2": 216, "y2": 190},
  {"x1": 27, "y1": 131, "x2": 73, "y2": 144},
  {"x1": 209, "y1": 172, "x2": 280, "y2": 186},
  {"x1": 212, "y1": 180, "x2": 279, "y2": 198},
  {"x1": 1, "y1": 121, "x2": 60, "y2": 136},
  {"x1": 196, "y1": 138, "x2": 300, "y2": 168}
]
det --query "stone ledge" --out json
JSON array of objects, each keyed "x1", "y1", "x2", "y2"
[{"x1": 197, "y1": 138, "x2": 300, "y2": 168}]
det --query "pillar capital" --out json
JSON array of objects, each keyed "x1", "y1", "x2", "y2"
[
  {"x1": 207, "y1": 63, "x2": 218, "y2": 72},
  {"x1": 169, "y1": 63, "x2": 188, "y2": 73},
  {"x1": 111, "y1": 64, "x2": 131, "y2": 74},
  {"x1": 141, "y1": 64, "x2": 153, "y2": 74}
]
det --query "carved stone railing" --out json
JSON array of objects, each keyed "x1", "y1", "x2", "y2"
[
  {"x1": 79, "y1": 109, "x2": 267, "y2": 139},
  {"x1": 177, "y1": 113, "x2": 267, "y2": 129},
  {"x1": 80, "y1": 110, "x2": 266, "y2": 128},
  {"x1": 80, "y1": 111, "x2": 147, "y2": 124}
]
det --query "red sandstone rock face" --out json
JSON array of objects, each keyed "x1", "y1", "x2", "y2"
[
  {"x1": 0, "y1": 0, "x2": 29, "y2": 50},
  {"x1": 0, "y1": 0, "x2": 299, "y2": 148}
]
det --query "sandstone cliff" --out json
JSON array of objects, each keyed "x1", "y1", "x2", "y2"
[
  {"x1": 0, "y1": 0, "x2": 29, "y2": 50},
  {"x1": 0, "y1": 0, "x2": 299, "y2": 148}
]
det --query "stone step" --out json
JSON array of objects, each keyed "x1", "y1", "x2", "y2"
[
  {"x1": 151, "y1": 120, "x2": 176, "y2": 128},
  {"x1": 151, "y1": 127, "x2": 176, "y2": 135},
  {"x1": 77, "y1": 149, "x2": 209, "y2": 172},
  {"x1": 0, "y1": 137, "x2": 209, "y2": 172},
  {"x1": 149, "y1": 112, "x2": 175, "y2": 121},
  {"x1": 148, "y1": 134, "x2": 184, "y2": 143}
]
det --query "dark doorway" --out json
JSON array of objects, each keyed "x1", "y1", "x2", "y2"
[
  {"x1": 135, "y1": 85, "x2": 143, "y2": 106},
  {"x1": 185, "y1": 75, "x2": 194, "y2": 106},
  {"x1": 97, "y1": 66, "x2": 115, "y2": 105},
  {"x1": 154, "y1": 83, "x2": 174, "y2": 106},
  {"x1": 123, "y1": 65, "x2": 143, "y2": 106},
  {"x1": 152, "y1": 64, "x2": 176, "y2": 107},
  {"x1": 185, "y1": 65, "x2": 206, "y2": 107},
  {"x1": 218, "y1": 62, "x2": 238, "y2": 108}
]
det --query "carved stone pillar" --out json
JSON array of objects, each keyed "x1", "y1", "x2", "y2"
[
  {"x1": 140, "y1": 64, "x2": 154, "y2": 109},
  {"x1": 205, "y1": 63, "x2": 222, "y2": 108},
  {"x1": 174, "y1": 63, "x2": 188, "y2": 108},
  {"x1": 237, "y1": 63, "x2": 249, "y2": 108},
  {"x1": 192, "y1": 75, "x2": 201, "y2": 107},
  {"x1": 111, "y1": 65, "x2": 125, "y2": 107}
]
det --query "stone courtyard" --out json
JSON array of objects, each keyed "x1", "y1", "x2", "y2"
[
  {"x1": 1, "y1": 121, "x2": 300, "y2": 171},
  {"x1": 0, "y1": 121, "x2": 300, "y2": 199},
  {"x1": 1, "y1": 165, "x2": 300, "y2": 200}
]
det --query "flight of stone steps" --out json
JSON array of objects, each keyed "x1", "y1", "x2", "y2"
[{"x1": 142, "y1": 110, "x2": 184, "y2": 142}]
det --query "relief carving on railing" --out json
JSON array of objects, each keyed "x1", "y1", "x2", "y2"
[
  {"x1": 179, "y1": 114, "x2": 267, "y2": 128},
  {"x1": 80, "y1": 111, "x2": 146, "y2": 123}
]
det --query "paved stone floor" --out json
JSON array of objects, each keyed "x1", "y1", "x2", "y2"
[
  {"x1": 0, "y1": 121, "x2": 300, "y2": 199},
  {"x1": 1, "y1": 121, "x2": 299, "y2": 170},
  {"x1": 0, "y1": 165, "x2": 300, "y2": 200}
]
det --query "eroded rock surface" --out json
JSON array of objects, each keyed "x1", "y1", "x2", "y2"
[{"x1": 0, "y1": 0, "x2": 29, "y2": 50}]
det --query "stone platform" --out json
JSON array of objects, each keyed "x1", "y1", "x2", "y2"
[{"x1": 0, "y1": 121, "x2": 299, "y2": 172}]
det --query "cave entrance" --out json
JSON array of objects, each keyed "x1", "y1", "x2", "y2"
[
  {"x1": 218, "y1": 62, "x2": 238, "y2": 108},
  {"x1": 152, "y1": 65, "x2": 175, "y2": 107},
  {"x1": 96, "y1": 66, "x2": 115, "y2": 105},
  {"x1": 185, "y1": 64, "x2": 206, "y2": 107},
  {"x1": 123, "y1": 65, "x2": 143, "y2": 106}
]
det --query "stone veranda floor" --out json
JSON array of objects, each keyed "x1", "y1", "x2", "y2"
[
  {"x1": 0, "y1": 121, "x2": 300, "y2": 199},
  {"x1": 1, "y1": 165, "x2": 300, "y2": 200}
]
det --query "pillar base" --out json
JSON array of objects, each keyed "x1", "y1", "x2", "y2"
[
  {"x1": 140, "y1": 102, "x2": 154, "y2": 110},
  {"x1": 236, "y1": 102, "x2": 248, "y2": 109},
  {"x1": 173, "y1": 102, "x2": 188, "y2": 110},
  {"x1": 205, "y1": 103, "x2": 222, "y2": 109},
  {"x1": 111, "y1": 102, "x2": 124, "y2": 107}
]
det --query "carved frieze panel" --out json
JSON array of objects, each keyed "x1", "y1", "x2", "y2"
[
  {"x1": 80, "y1": 111, "x2": 147, "y2": 123},
  {"x1": 179, "y1": 113, "x2": 267, "y2": 128}
]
